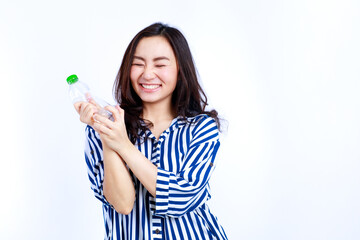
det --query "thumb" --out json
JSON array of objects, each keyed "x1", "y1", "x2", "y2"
[
  {"x1": 85, "y1": 92, "x2": 92, "y2": 102},
  {"x1": 74, "y1": 102, "x2": 82, "y2": 114},
  {"x1": 116, "y1": 105, "x2": 125, "y2": 121}
]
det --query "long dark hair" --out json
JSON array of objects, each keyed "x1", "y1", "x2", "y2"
[{"x1": 114, "y1": 22, "x2": 220, "y2": 143}]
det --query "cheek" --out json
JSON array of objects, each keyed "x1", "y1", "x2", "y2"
[
  {"x1": 130, "y1": 67, "x2": 136, "y2": 80},
  {"x1": 130, "y1": 68, "x2": 139, "y2": 86},
  {"x1": 160, "y1": 68, "x2": 178, "y2": 85}
]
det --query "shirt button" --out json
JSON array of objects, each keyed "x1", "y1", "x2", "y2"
[
  {"x1": 155, "y1": 229, "x2": 160, "y2": 234},
  {"x1": 210, "y1": 162, "x2": 214, "y2": 167}
]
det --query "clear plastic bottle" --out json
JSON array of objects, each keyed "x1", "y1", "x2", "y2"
[{"x1": 66, "y1": 74, "x2": 113, "y2": 120}]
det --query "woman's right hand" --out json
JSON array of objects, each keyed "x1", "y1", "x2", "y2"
[{"x1": 74, "y1": 94, "x2": 99, "y2": 126}]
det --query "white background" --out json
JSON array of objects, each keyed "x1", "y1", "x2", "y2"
[{"x1": 1, "y1": 0, "x2": 360, "y2": 239}]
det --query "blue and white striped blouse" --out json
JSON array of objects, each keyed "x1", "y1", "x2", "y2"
[{"x1": 84, "y1": 114, "x2": 228, "y2": 240}]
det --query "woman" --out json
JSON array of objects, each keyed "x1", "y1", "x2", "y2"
[{"x1": 76, "y1": 22, "x2": 228, "y2": 240}]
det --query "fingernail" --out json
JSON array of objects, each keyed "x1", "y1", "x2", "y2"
[{"x1": 85, "y1": 93, "x2": 92, "y2": 100}]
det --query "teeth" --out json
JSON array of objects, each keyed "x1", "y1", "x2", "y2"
[{"x1": 141, "y1": 84, "x2": 160, "y2": 89}]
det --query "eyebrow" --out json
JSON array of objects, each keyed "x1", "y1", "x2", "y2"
[
  {"x1": 154, "y1": 56, "x2": 170, "y2": 61},
  {"x1": 133, "y1": 56, "x2": 170, "y2": 62}
]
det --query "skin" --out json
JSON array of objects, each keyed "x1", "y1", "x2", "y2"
[{"x1": 75, "y1": 36, "x2": 179, "y2": 214}]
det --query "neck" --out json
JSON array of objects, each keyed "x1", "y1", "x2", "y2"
[{"x1": 142, "y1": 101, "x2": 175, "y2": 124}]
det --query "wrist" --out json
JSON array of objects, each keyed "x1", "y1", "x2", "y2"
[
  {"x1": 102, "y1": 142, "x2": 112, "y2": 152},
  {"x1": 116, "y1": 138, "x2": 134, "y2": 159}
]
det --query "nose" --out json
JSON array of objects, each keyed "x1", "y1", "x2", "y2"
[{"x1": 143, "y1": 67, "x2": 156, "y2": 80}]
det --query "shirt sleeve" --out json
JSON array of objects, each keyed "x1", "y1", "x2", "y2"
[
  {"x1": 152, "y1": 116, "x2": 220, "y2": 217},
  {"x1": 84, "y1": 125, "x2": 113, "y2": 208}
]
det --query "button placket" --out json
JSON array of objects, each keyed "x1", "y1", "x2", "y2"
[
  {"x1": 156, "y1": 131, "x2": 168, "y2": 166},
  {"x1": 152, "y1": 133, "x2": 168, "y2": 166},
  {"x1": 152, "y1": 216, "x2": 162, "y2": 238},
  {"x1": 150, "y1": 123, "x2": 177, "y2": 239}
]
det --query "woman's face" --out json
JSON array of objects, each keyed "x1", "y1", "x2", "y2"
[{"x1": 130, "y1": 36, "x2": 178, "y2": 107}]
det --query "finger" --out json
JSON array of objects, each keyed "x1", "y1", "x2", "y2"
[
  {"x1": 85, "y1": 92, "x2": 92, "y2": 102},
  {"x1": 115, "y1": 105, "x2": 124, "y2": 115},
  {"x1": 75, "y1": 101, "x2": 90, "y2": 114},
  {"x1": 80, "y1": 103, "x2": 98, "y2": 124},
  {"x1": 74, "y1": 102, "x2": 82, "y2": 113},
  {"x1": 104, "y1": 105, "x2": 120, "y2": 122},
  {"x1": 116, "y1": 105, "x2": 126, "y2": 123},
  {"x1": 83, "y1": 103, "x2": 97, "y2": 117},
  {"x1": 93, "y1": 122, "x2": 109, "y2": 135},
  {"x1": 93, "y1": 113, "x2": 113, "y2": 128}
]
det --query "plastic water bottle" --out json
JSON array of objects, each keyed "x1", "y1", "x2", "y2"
[{"x1": 66, "y1": 74, "x2": 113, "y2": 120}]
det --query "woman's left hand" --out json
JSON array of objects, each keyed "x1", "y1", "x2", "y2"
[{"x1": 92, "y1": 105, "x2": 130, "y2": 152}]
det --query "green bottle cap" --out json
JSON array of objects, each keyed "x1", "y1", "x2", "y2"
[{"x1": 66, "y1": 74, "x2": 79, "y2": 85}]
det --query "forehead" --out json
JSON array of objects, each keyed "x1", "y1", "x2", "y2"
[{"x1": 134, "y1": 36, "x2": 175, "y2": 59}]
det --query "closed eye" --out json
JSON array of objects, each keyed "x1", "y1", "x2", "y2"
[{"x1": 132, "y1": 63, "x2": 144, "y2": 66}]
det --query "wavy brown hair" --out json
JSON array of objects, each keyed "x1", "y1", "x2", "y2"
[{"x1": 114, "y1": 22, "x2": 220, "y2": 143}]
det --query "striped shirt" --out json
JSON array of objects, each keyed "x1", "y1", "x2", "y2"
[{"x1": 84, "y1": 114, "x2": 228, "y2": 240}]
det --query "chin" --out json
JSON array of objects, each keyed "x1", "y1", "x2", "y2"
[{"x1": 142, "y1": 98, "x2": 161, "y2": 104}]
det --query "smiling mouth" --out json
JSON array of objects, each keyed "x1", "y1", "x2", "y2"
[{"x1": 141, "y1": 84, "x2": 161, "y2": 89}]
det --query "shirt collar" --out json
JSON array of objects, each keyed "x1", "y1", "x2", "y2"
[{"x1": 138, "y1": 116, "x2": 188, "y2": 139}]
